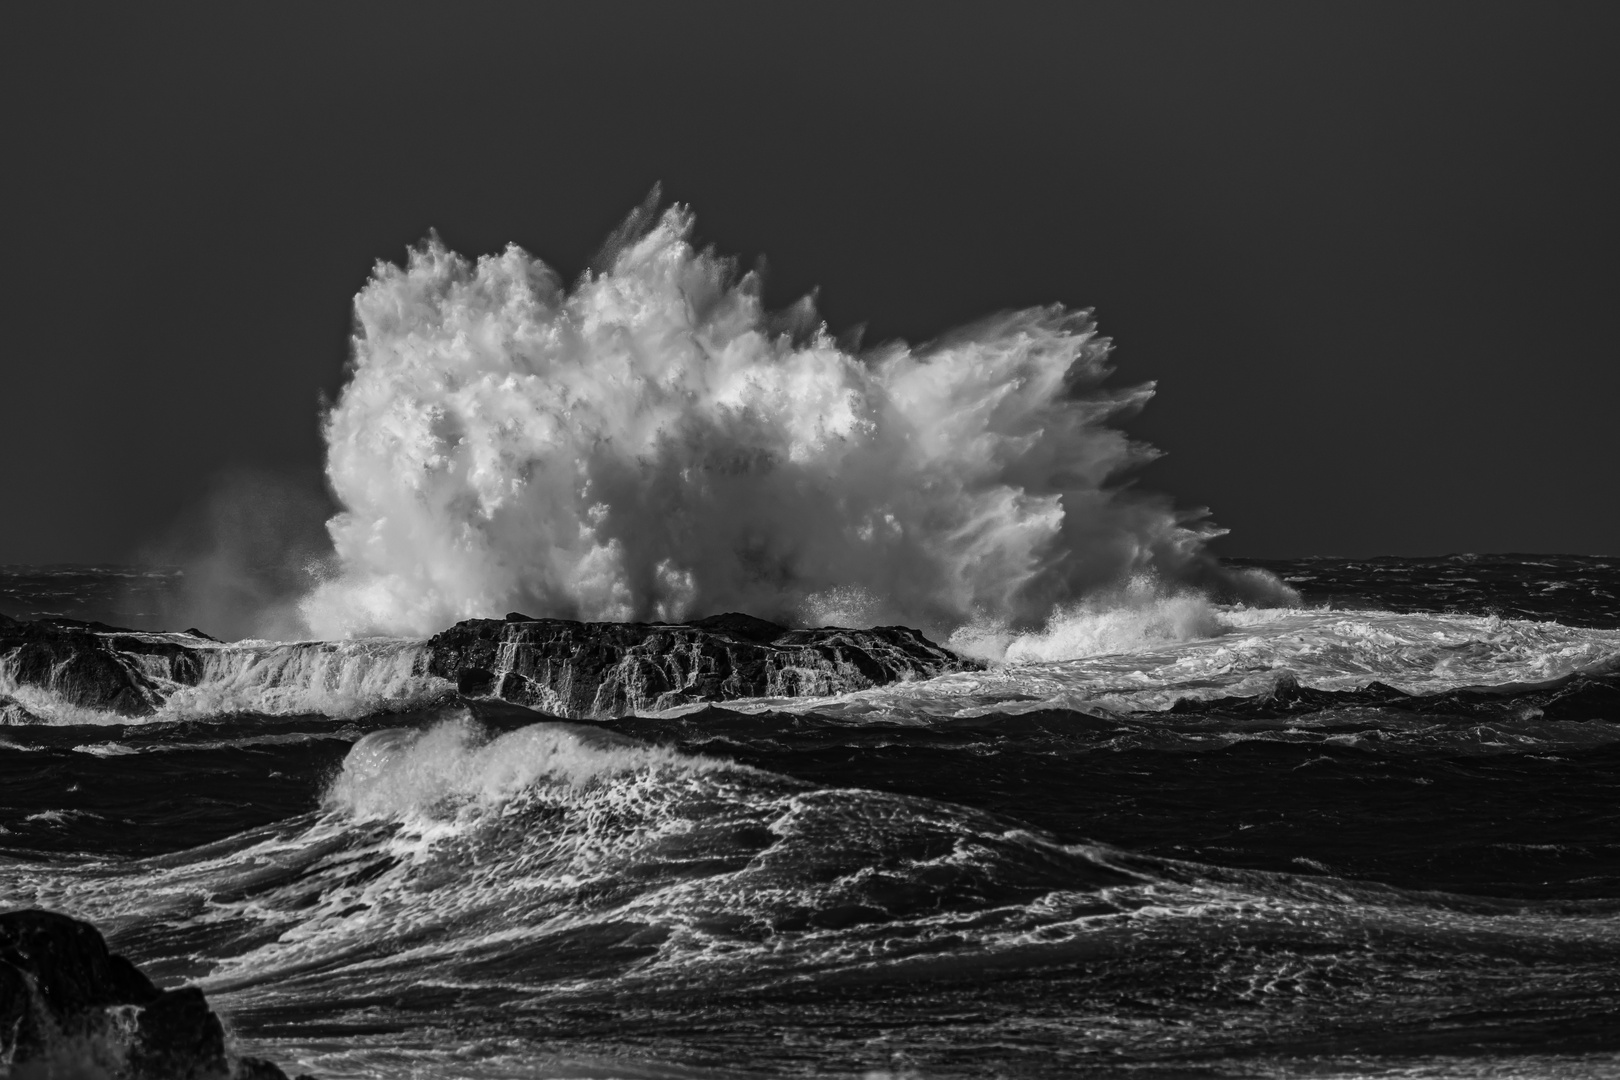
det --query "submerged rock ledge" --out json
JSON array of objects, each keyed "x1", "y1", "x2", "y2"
[
  {"x1": 0, "y1": 611, "x2": 981, "y2": 720},
  {"x1": 0, "y1": 908, "x2": 309, "y2": 1079}
]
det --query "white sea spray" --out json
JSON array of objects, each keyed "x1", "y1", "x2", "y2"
[{"x1": 300, "y1": 201, "x2": 1293, "y2": 641}]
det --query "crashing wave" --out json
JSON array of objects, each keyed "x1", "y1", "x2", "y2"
[
  {"x1": 948, "y1": 573, "x2": 1238, "y2": 662},
  {"x1": 327, "y1": 715, "x2": 725, "y2": 822},
  {"x1": 300, "y1": 198, "x2": 1293, "y2": 640}
]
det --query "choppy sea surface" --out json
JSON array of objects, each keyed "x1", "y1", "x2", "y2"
[{"x1": 3, "y1": 555, "x2": 1619, "y2": 1079}]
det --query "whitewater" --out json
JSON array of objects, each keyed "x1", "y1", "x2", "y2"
[{"x1": 298, "y1": 198, "x2": 1292, "y2": 642}]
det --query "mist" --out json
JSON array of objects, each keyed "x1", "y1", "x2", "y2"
[{"x1": 140, "y1": 470, "x2": 336, "y2": 641}]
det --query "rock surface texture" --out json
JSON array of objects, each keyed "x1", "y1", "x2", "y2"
[
  {"x1": 426, "y1": 612, "x2": 983, "y2": 717},
  {"x1": 0, "y1": 612, "x2": 979, "y2": 720},
  {"x1": 0, "y1": 614, "x2": 207, "y2": 717},
  {"x1": 0, "y1": 908, "x2": 309, "y2": 1079}
]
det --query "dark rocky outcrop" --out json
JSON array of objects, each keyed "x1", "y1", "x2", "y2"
[
  {"x1": 426, "y1": 611, "x2": 983, "y2": 718},
  {"x1": 1, "y1": 612, "x2": 978, "y2": 720},
  {"x1": 0, "y1": 618, "x2": 207, "y2": 717},
  {"x1": 0, "y1": 908, "x2": 310, "y2": 1079},
  {"x1": 0, "y1": 695, "x2": 45, "y2": 725}
]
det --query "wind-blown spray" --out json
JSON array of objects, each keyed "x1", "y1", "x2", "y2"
[{"x1": 301, "y1": 200, "x2": 1290, "y2": 640}]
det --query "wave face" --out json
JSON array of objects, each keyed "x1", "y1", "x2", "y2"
[{"x1": 299, "y1": 202, "x2": 1285, "y2": 640}]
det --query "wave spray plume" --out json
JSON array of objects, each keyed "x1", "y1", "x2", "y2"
[{"x1": 301, "y1": 199, "x2": 1290, "y2": 640}]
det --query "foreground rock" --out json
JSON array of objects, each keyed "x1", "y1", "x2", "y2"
[
  {"x1": 0, "y1": 908, "x2": 309, "y2": 1079},
  {"x1": 427, "y1": 612, "x2": 983, "y2": 717}
]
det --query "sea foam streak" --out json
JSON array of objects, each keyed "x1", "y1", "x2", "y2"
[{"x1": 301, "y1": 199, "x2": 1292, "y2": 640}]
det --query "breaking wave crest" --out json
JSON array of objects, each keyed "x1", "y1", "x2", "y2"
[
  {"x1": 301, "y1": 198, "x2": 1292, "y2": 640},
  {"x1": 948, "y1": 573, "x2": 1288, "y2": 663},
  {"x1": 86, "y1": 714, "x2": 1153, "y2": 1000},
  {"x1": 327, "y1": 715, "x2": 724, "y2": 821}
]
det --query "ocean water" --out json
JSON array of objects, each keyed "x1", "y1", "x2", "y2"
[{"x1": 3, "y1": 555, "x2": 1619, "y2": 1079}]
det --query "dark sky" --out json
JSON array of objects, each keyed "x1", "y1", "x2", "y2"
[{"x1": 6, "y1": 1, "x2": 1616, "y2": 564}]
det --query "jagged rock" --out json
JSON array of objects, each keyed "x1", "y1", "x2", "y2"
[
  {"x1": 127, "y1": 985, "x2": 229, "y2": 1079},
  {"x1": 0, "y1": 908, "x2": 306, "y2": 1079},
  {"x1": 0, "y1": 611, "x2": 977, "y2": 721},
  {"x1": 0, "y1": 909, "x2": 159, "y2": 1026},
  {"x1": 0, "y1": 695, "x2": 45, "y2": 725},
  {"x1": 425, "y1": 611, "x2": 983, "y2": 718},
  {"x1": 0, "y1": 619, "x2": 207, "y2": 717}
]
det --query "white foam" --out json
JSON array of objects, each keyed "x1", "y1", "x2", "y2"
[
  {"x1": 0, "y1": 677, "x2": 131, "y2": 727},
  {"x1": 948, "y1": 575, "x2": 1277, "y2": 663},
  {"x1": 72, "y1": 742, "x2": 139, "y2": 756},
  {"x1": 711, "y1": 608, "x2": 1620, "y2": 722},
  {"x1": 23, "y1": 809, "x2": 103, "y2": 825}
]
